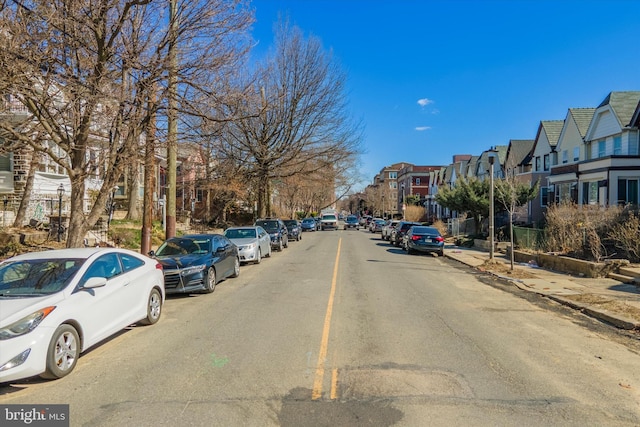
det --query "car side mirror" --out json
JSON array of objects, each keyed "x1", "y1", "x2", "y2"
[
  {"x1": 148, "y1": 250, "x2": 156, "y2": 257},
  {"x1": 81, "y1": 277, "x2": 107, "y2": 289},
  {"x1": 216, "y1": 246, "x2": 226, "y2": 253}
]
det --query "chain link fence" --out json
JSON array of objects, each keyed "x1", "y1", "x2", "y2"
[{"x1": 512, "y1": 226, "x2": 546, "y2": 251}]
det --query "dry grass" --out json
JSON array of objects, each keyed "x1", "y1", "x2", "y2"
[
  {"x1": 478, "y1": 259, "x2": 537, "y2": 279},
  {"x1": 561, "y1": 294, "x2": 640, "y2": 322}
]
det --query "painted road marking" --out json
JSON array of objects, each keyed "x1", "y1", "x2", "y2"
[{"x1": 311, "y1": 238, "x2": 341, "y2": 400}]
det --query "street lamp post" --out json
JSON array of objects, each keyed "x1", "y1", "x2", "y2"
[
  {"x1": 57, "y1": 184, "x2": 65, "y2": 242},
  {"x1": 108, "y1": 185, "x2": 119, "y2": 229},
  {"x1": 488, "y1": 150, "x2": 497, "y2": 261},
  {"x1": 401, "y1": 183, "x2": 406, "y2": 220}
]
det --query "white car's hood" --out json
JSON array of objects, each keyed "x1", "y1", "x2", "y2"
[{"x1": 0, "y1": 294, "x2": 64, "y2": 326}]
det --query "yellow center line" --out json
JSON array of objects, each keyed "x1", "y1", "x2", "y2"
[{"x1": 311, "y1": 237, "x2": 341, "y2": 400}]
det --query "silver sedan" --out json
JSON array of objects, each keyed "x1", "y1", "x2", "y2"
[{"x1": 224, "y1": 226, "x2": 272, "y2": 264}]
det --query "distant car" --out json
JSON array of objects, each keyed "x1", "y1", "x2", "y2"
[
  {"x1": 390, "y1": 221, "x2": 422, "y2": 247},
  {"x1": 254, "y1": 218, "x2": 289, "y2": 251},
  {"x1": 320, "y1": 213, "x2": 338, "y2": 230},
  {"x1": 224, "y1": 226, "x2": 272, "y2": 264},
  {"x1": 369, "y1": 218, "x2": 386, "y2": 233},
  {"x1": 0, "y1": 248, "x2": 164, "y2": 383},
  {"x1": 301, "y1": 217, "x2": 317, "y2": 232},
  {"x1": 283, "y1": 219, "x2": 302, "y2": 241},
  {"x1": 381, "y1": 220, "x2": 400, "y2": 241},
  {"x1": 343, "y1": 215, "x2": 359, "y2": 230},
  {"x1": 151, "y1": 234, "x2": 240, "y2": 294},
  {"x1": 359, "y1": 215, "x2": 371, "y2": 227},
  {"x1": 402, "y1": 225, "x2": 445, "y2": 256}
]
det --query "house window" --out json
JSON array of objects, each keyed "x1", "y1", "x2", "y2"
[
  {"x1": 540, "y1": 187, "x2": 548, "y2": 207},
  {"x1": 535, "y1": 157, "x2": 541, "y2": 171},
  {"x1": 613, "y1": 136, "x2": 622, "y2": 155},
  {"x1": 543, "y1": 154, "x2": 550, "y2": 171},
  {"x1": 390, "y1": 181, "x2": 397, "y2": 189},
  {"x1": 597, "y1": 140, "x2": 606, "y2": 158},
  {"x1": 415, "y1": 178, "x2": 421, "y2": 185},
  {"x1": 617, "y1": 178, "x2": 639, "y2": 205},
  {"x1": 562, "y1": 151, "x2": 568, "y2": 164},
  {"x1": 196, "y1": 189, "x2": 204, "y2": 202},
  {"x1": 0, "y1": 154, "x2": 11, "y2": 171},
  {"x1": 388, "y1": 172, "x2": 397, "y2": 179},
  {"x1": 582, "y1": 182, "x2": 599, "y2": 205},
  {"x1": 573, "y1": 147, "x2": 580, "y2": 162}
]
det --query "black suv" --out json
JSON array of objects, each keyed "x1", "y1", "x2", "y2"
[
  {"x1": 254, "y1": 218, "x2": 289, "y2": 251},
  {"x1": 390, "y1": 221, "x2": 421, "y2": 247}
]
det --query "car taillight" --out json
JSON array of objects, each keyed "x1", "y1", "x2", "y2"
[
  {"x1": 155, "y1": 262, "x2": 163, "y2": 270},
  {"x1": 411, "y1": 235, "x2": 421, "y2": 241},
  {"x1": 434, "y1": 236, "x2": 444, "y2": 242}
]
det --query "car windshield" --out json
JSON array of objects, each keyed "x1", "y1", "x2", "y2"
[
  {"x1": 225, "y1": 228, "x2": 256, "y2": 239},
  {"x1": 284, "y1": 220, "x2": 297, "y2": 227},
  {"x1": 155, "y1": 237, "x2": 211, "y2": 256},
  {"x1": 346, "y1": 216, "x2": 357, "y2": 222},
  {"x1": 302, "y1": 218, "x2": 314, "y2": 223},
  {"x1": 0, "y1": 258, "x2": 85, "y2": 296},
  {"x1": 322, "y1": 215, "x2": 336, "y2": 220}
]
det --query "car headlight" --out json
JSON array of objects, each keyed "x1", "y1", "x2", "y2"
[
  {"x1": 0, "y1": 307, "x2": 56, "y2": 340},
  {"x1": 181, "y1": 265, "x2": 207, "y2": 276},
  {"x1": 240, "y1": 243, "x2": 256, "y2": 250}
]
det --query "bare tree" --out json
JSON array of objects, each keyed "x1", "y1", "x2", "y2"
[
  {"x1": 216, "y1": 20, "x2": 363, "y2": 218},
  {"x1": 0, "y1": 0, "x2": 253, "y2": 247}
]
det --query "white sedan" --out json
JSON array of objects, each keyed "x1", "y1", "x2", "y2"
[
  {"x1": 224, "y1": 226, "x2": 272, "y2": 264},
  {"x1": 0, "y1": 248, "x2": 165, "y2": 383}
]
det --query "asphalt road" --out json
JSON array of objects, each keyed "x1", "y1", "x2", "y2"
[{"x1": 2, "y1": 229, "x2": 640, "y2": 426}]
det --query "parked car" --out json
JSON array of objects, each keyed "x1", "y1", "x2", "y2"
[
  {"x1": 381, "y1": 220, "x2": 400, "y2": 241},
  {"x1": 320, "y1": 213, "x2": 338, "y2": 230},
  {"x1": 254, "y1": 218, "x2": 289, "y2": 251},
  {"x1": 359, "y1": 215, "x2": 371, "y2": 227},
  {"x1": 301, "y1": 217, "x2": 317, "y2": 232},
  {"x1": 313, "y1": 217, "x2": 322, "y2": 230},
  {"x1": 369, "y1": 218, "x2": 386, "y2": 233},
  {"x1": 402, "y1": 225, "x2": 445, "y2": 256},
  {"x1": 0, "y1": 248, "x2": 165, "y2": 383},
  {"x1": 283, "y1": 219, "x2": 302, "y2": 241},
  {"x1": 151, "y1": 234, "x2": 240, "y2": 294},
  {"x1": 343, "y1": 215, "x2": 360, "y2": 230},
  {"x1": 224, "y1": 226, "x2": 272, "y2": 264},
  {"x1": 390, "y1": 221, "x2": 422, "y2": 247}
]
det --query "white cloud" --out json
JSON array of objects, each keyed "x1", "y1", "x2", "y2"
[
  {"x1": 417, "y1": 98, "x2": 434, "y2": 107},
  {"x1": 415, "y1": 126, "x2": 431, "y2": 131}
]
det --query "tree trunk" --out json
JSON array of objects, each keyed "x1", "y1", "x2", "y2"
[{"x1": 13, "y1": 149, "x2": 38, "y2": 227}]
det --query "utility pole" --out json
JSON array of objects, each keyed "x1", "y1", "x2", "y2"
[
  {"x1": 141, "y1": 85, "x2": 157, "y2": 254},
  {"x1": 166, "y1": 0, "x2": 178, "y2": 239}
]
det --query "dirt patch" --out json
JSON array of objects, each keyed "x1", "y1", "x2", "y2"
[
  {"x1": 561, "y1": 294, "x2": 640, "y2": 322},
  {"x1": 478, "y1": 259, "x2": 537, "y2": 279}
]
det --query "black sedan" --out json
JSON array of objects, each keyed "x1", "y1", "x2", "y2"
[
  {"x1": 284, "y1": 219, "x2": 302, "y2": 241},
  {"x1": 151, "y1": 234, "x2": 240, "y2": 294},
  {"x1": 343, "y1": 215, "x2": 359, "y2": 230},
  {"x1": 402, "y1": 226, "x2": 445, "y2": 256}
]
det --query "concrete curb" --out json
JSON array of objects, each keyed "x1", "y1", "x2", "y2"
[{"x1": 446, "y1": 253, "x2": 640, "y2": 331}]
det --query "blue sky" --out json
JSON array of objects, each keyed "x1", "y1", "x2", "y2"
[{"x1": 250, "y1": 0, "x2": 640, "y2": 191}]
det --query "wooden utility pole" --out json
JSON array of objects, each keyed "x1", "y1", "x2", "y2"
[{"x1": 166, "y1": 0, "x2": 178, "y2": 239}]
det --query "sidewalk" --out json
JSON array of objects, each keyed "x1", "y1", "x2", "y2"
[{"x1": 444, "y1": 246, "x2": 640, "y2": 331}]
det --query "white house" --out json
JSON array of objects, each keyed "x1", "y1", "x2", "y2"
[{"x1": 579, "y1": 91, "x2": 640, "y2": 206}]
